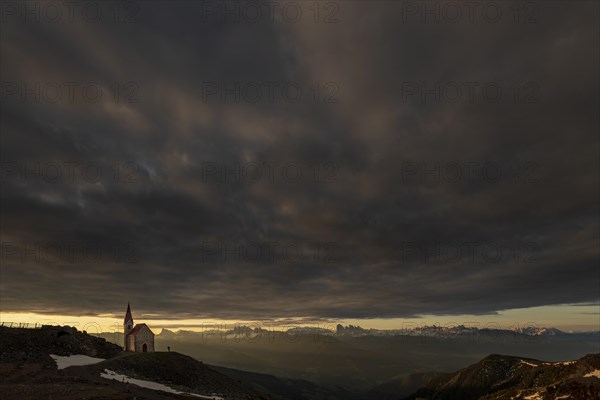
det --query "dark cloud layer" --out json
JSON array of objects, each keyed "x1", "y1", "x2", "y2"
[{"x1": 1, "y1": 1, "x2": 598, "y2": 320}]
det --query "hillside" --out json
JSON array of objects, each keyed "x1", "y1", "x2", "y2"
[
  {"x1": 73, "y1": 352, "x2": 270, "y2": 400},
  {"x1": 405, "y1": 353, "x2": 600, "y2": 400},
  {"x1": 0, "y1": 326, "x2": 271, "y2": 400},
  {"x1": 211, "y1": 365, "x2": 361, "y2": 400},
  {"x1": 0, "y1": 325, "x2": 123, "y2": 364},
  {"x1": 367, "y1": 372, "x2": 449, "y2": 400}
]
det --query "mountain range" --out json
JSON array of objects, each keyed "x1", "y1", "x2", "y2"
[{"x1": 154, "y1": 324, "x2": 596, "y2": 339}]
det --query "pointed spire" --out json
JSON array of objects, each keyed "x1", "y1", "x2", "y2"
[{"x1": 124, "y1": 302, "x2": 133, "y2": 324}]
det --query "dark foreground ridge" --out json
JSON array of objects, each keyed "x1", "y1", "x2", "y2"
[{"x1": 405, "y1": 353, "x2": 600, "y2": 400}]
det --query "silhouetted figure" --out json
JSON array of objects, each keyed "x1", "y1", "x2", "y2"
[{"x1": 168, "y1": 346, "x2": 170, "y2": 352}]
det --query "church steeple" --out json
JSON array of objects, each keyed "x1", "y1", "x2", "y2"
[{"x1": 124, "y1": 302, "x2": 134, "y2": 336}]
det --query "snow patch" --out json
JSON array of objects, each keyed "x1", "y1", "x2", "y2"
[
  {"x1": 549, "y1": 360, "x2": 576, "y2": 366},
  {"x1": 520, "y1": 360, "x2": 539, "y2": 368},
  {"x1": 554, "y1": 395, "x2": 571, "y2": 399},
  {"x1": 100, "y1": 369, "x2": 223, "y2": 399},
  {"x1": 584, "y1": 369, "x2": 600, "y2": 379},
  {"x1": 50, "y1": 354, "x2": 104, "y2": 369},
  {"x1": 523, "y1": 392, "x2": 543, "y2": 400}
]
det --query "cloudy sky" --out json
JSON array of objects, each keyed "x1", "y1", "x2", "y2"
[{"x1": 1, "y1": 1, "x2": 598, "y2": 330}]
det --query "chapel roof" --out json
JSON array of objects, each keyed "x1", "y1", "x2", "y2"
[{"x1": 126, "y1": 323, "x2": 153, "y2": 336}]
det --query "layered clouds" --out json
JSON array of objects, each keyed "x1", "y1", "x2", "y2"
[{"x1": 1, "y1": 1, "x2": 598, "y2": 321}]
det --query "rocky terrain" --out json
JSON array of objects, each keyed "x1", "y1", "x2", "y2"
[{"x1": 405, "y1": 353, "x2": 600, "y2": 400}]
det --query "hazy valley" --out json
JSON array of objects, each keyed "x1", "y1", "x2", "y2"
[{"x1": 95, "y1": 325, "x2": 600, "y2": 394}]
